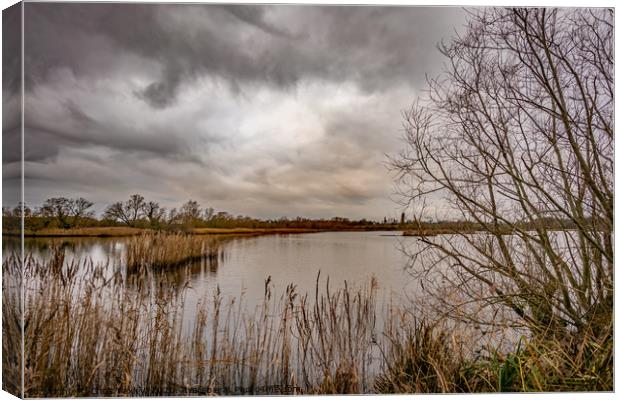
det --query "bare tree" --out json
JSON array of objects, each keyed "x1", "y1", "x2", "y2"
[
  {"x1": 103, "y1": 202, "x2": 128, "y2": 225},
  {"x1": 67, "y1": 197, "x2": 94, "y2": 226},
  {"x1": 142, "y1": 200, "x2": 166, "y2": 228},
  {"x1": 166, "y1": 207, "x2": 179, "y2": 225},
  {"x1": 103, "y1": 194, "x2": 146, "y2": 227},
  {"x1": 204, "y1": 207, "x2": 215, "y2": 221},
  {"x1": 126, "y1": 194, "x2": 146, "y2": 222},
  {"x1": 391, "y1": 8, "x2": 613, "y2": 340},
  {"x1": 41, "y1": 198, "x2": 72, "y2": 228},
  {"x1": 11, "y1": 202, "x2": 32, "y2": 218},
  {"x1": 180, "y1": 200, "x2": 202, "y2": 226}
]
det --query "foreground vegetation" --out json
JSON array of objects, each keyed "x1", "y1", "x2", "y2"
[
  {"x1": 389, "y1": 6, "x2": 613, "y2": 394},
  {"x1": 2, "y1": 248, "x2": 611, "y2": 396},
  {"x1": 375, "y1": 320, "x2": 612, "y2": 393}
]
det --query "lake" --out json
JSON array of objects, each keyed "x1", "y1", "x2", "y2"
[
  {"x1": 4, "y1": 231, "x2": 422, "y2": 319},
  {"x1": 3, "y1": 230, "x2": 533, "y2": 394}
]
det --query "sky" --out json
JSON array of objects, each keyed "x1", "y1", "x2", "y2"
[{"x1": 3, "y1": 3, "x2": 466, "y2": 220}]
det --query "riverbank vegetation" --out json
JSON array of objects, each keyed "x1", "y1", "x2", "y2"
[
  {"x1": 125, "y1": 233, "x2": 226, "y2": 273},
  {"x1": 3, "y1": 195, "x2": 408, "y2": 235},
  {"x1": 4, "y1": 200, "x2": 586, "y2": 238},
  {"x1": 390, "y1": 5, "x2": 613, "y2": 393},
  {"x1": 3, "y1": 249, "x2": 612, "y2": 396}
]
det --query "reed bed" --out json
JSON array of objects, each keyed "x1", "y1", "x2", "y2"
[
  {"x1": 374, "y1": 311, "x2": 613, "y2": 393},
  {"x1": 4, "y1": 252, "x2": 381, "y2": 396},
  {"x1": 2, "y1": 248, "x2": 612, "y2": 397},
  {"x1": 2, "y1": 259, "x2": 22, "y2": 396},
  {"x1": 125, "y1": 232, "x2": 225, "y2": 273}
]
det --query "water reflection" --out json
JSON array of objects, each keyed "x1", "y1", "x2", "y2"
[
  {"x1": 4, "y1": 231, "x2": 422, "y2": 393},
  {"x1": 4, "y1": 231, "x2": 417, "y2": 312}
]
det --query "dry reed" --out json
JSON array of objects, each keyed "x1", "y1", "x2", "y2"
[
  {"x1": 4, "y1": 251, "x2": 381, "y2": 396},
  {"x1": 125, "y1": 232, "x2": 224, "y2": 273},
  {"x1": 2, "y1": 246, "x2": 612, "y2": 397}
]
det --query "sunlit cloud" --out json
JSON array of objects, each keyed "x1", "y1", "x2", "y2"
[{"x1": 7, "y1": 3, "x2": 467, "y2": 220}]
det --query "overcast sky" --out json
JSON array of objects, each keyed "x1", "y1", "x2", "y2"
[{"x1": 3, "y1": 3, "x2": 466, "y2": 220}]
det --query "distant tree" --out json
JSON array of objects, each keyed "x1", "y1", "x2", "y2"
[
  {"x1": 210, "y1": 211, "x2": 233, "y2": 228},
  {"x1": 215, "y1": 211, "x2": 232, "y2": 219},
  {"x1": 11, "y1": 202, "x2": 32, "y2": 218},
  {"x1": 165, "y1": 208, "x2": 182, "y2": 226},
  {"x1": 103, "y1": 194, "x2": 146, "y2": 227},
  {"x1": 142, "y1": 201, "x2": 166, "y2": 228},
  {"x1": 103, "y1": 202, "x2": 128, "y2": 225},
  {"x1": 40, "y1": 197, "x2": 93, "y2": 228},
  {"x1": 41, "y1": 198, "x2": 72, "y2": 228},
  {"x1": 67, "y1": 197, "x2": 94, "y2": 226},
  {"x1": 180, "y1": 200, "x2": 202, "y2": 226},
  {"x1": 180, "y1": 200, "x2": 201, "y2": 219},
  {"x1": 126, "y1": 194, "x2": 146, "y2": 222},
  {"x1": 204, "y1": 207, "x2": 215, "y2": 221}
]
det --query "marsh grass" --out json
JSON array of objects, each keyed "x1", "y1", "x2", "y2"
[
  {"x1": 125, "y1": 232, "x2": 225, "y2": 273},
  {"x1": 5, "y1": 251, "x2": 382, "y2": 396},
  {"x1": 1, "y1": 261, "x2": 22, "y2": 396},
  {"x1": 484, "y1": 329, "x2": 613, "y2": 392},
  {"x1": 2, "y1": 245, "x2": 612, "y2": 397},
  {"x1": 374, "y1": 318, "x2": 613, "y2": 393}
]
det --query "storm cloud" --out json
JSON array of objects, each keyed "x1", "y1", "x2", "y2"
[{"x1": 7, "y1": 2, "x2": 466, "y2": 219}]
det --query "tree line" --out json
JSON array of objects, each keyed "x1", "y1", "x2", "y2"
[
  {"x1": 2, "y1": 194, "x2": 407, "y2": 231},
  {"x1": 3, "y1": 194, "x2": 585, "y2": 234}
]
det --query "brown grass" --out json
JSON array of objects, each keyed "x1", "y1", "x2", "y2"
[
  {"x1": 2, "y1": 244, "x2": 612, "y2": 396},
  {"x1": 4, "y1": 251, "x2": 382, "y2": 396},
  {"x1": 125, "y1": 232, "x2": 227, "y2": 273}
]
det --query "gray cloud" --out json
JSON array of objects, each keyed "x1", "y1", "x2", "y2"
[
  {"x1": 7, "y1": 3, "x2": 466, "y2": 220},
  {"x1": 24, "y1": 4, "x2": 465, "y2": 107},
  {"x1": 2, "y1": 3, "x2": 21, "y2": 96},
  {"x1": 221, "y1": 5, "x2": 299, "y2": 39},
  {"x1": 2, "y1": 3, "x2": 22, "y2": 208},
  {"x1": 135, "y1": 70, "x2": 182, "y2": 109}
]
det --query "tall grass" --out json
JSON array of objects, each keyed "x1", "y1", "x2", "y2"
[
  {"x1": 1, "y1": 256, "x2": 22, "y2": 396},
  {"x1": 2, "y1": 246, "x2": 612, "y2": 396},
  {"x1": 374, "y1": 316, "x2": 613, "y2": 393},
  {"x1": 481, "y1": 329, "x2": 613, "y2": 392},
  {"x1": 125, "y1": 232, "x2": 225, "y2": 273},
  {"x1": 5, "y1": 251, "x2": 381, "y2": 396}
]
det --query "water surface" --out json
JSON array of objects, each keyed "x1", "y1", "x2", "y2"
[{"x1": 5, "y1": 231, "x2": 420, "y2": 310}]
